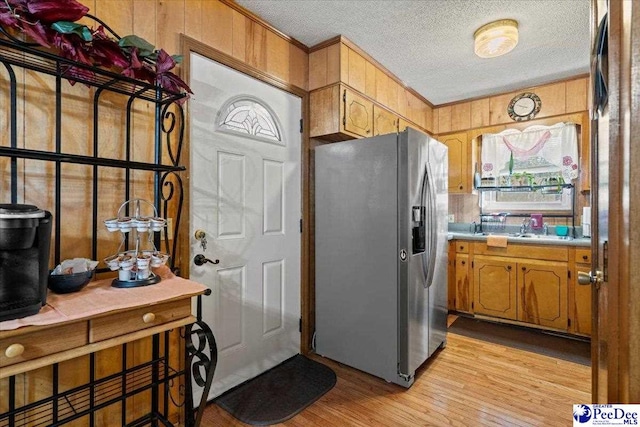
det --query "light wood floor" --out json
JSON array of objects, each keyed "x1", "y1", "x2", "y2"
[{"x1": 202, "y1": 317, "x2": 591, "y2": 426}]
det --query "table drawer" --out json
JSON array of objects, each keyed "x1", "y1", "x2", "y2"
[
  {"x1": 0, "y1": 322, "x2": 88, "y2": 368},
  {"x1": 89, "y1": 299, "x2": 191, "y2": 343},
  {"x1": 575, "y1": 249, "x2": 591, "y2": 264}
]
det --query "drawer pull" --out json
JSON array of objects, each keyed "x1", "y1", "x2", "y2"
[
  {"x1": 5, "y1": 343, "x2": 25, "y2": 358},
  {"x1": 142, "y1": 313, "x2": 156, "y2": 324},
  {"x1": 583, "y1": 255, "x2": 588, "y2": 260}
]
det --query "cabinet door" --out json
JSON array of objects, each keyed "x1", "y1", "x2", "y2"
[
  {"x1": 572, "y1": 263, "x2": 592, "y2": 336},
  {"x1": 455, "y1": 254, "x2": 472, "y2": 313},
  {"x1": 439, "y1": 132, "x2": 469, "y2": 193},
  {"x1": 343, "y1": 88, "x2": 373, "y2": 137},
  {"x1": 517, "y1": 260, "x2": 568, "y2": 330},
  {"x1": 373, "y1": 105, "x2": 398, "y2": 136},
  {"x1": 447, "y1": 242, "x2": 456, "y2": 310},
  {"x1": 473, "y1": 256, "x2": 517, "y2": 320}
]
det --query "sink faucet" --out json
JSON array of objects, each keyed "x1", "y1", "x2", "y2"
[
  {"x1": 543, "y1": 223, "x2": 549, "y2": 235},
  {"x1": 520, "y1": 218, "x2": 530, "y2": 234}
]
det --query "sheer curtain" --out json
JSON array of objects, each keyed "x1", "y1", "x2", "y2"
[{"x1": 481, "y1": 122, "x2": 579, "y2": 182}]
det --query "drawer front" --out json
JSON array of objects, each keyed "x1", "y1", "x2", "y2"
[
  {"x1": 0, "y1": 322, "x2": 88, "y2": 368},
  {"x1": 473, "y1": 242, "x2": 569, "y2": 261},
  {"x1": 456, "y1": 241, "x2": 469, "y2": 253},
  {"x1": 89, "y1": 299, "x2": 192, "y2": 343},
  {"x1": 575, "y1": 248, "x2": 591, "y2": 264}
]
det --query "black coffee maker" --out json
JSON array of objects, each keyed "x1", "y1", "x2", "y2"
[{"x1": 0, "y1": 204, "x2": 52, "y2": 321}]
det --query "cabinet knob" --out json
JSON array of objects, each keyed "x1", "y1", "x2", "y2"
[
  {"x1": 461, "y1": 261, "x2": 466, "y2": 265},
  {"x1": 459, "y1": 246, "x2": 464, "y2": 250},
  {"x1": 522, "y1": 267, "x2": 526, "y2": 271},
  {"x1": 5, "y1": 343, "x2": 25, "y2": 358},
  {"x1": 583, "y1": 255, "x2": 588, "y2": 260},
  {"x1": 366, "y1": 129, "x2": 371, "y2": 134},
  {"x1": 459, "y1": 185, "x2": 463, "y2": 190},
  {"x1": 507, "y1": 265, "x2": 512, "y2": 270},
  {"x1": 142, "y1": 313, "x2": 156, "y2": 324}
]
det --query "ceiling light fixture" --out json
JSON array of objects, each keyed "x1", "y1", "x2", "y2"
[{"x1": 474, "y1": 19, "x2": 519, "y2": 58}]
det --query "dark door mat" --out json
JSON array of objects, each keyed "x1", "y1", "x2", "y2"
[
  {"x1": 449, "y1": 316, "x2": 591, "y2": 366},
  {"x1": 214, "y1": 354, "x2": 337, "y2": 425}
]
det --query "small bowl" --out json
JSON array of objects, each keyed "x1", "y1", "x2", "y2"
[
  {"x1": 48, "y1": 270, "x2": 94, "y2": 294},
  {"x1": 556, "y1": 225, "x2": 569, "y2": 237}
]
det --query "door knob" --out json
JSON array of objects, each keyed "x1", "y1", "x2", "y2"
[
  {"x1": 578, "y1": 270, "x2": 603, "y2": 286},
  {"x1": 194, "y1": 254, "x2": 219, "y2": 266}
]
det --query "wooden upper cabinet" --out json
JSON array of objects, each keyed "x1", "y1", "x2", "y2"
[
  {"x1": 308, "y1": 38, "x2": 433, "y2": 140},
  {"x1": 373, "y1": 105, "x2": 398, "y2": 136},
  {"x1": 439, "y1": 132, "x2": 470, "y2": 193},
  {"x1": 343, "y1": 88, "x2": 373, "y2": 137},
  {"x1": 473, "y1": 255, "x2": 517, "y2": 320},
  {"x1": 517, "y1": 260, "x2": 568, "y2": 330}
]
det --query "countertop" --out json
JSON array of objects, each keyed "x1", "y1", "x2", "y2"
[{"x1": 447, "y1": 223, "x2": 591, "y2": 247}]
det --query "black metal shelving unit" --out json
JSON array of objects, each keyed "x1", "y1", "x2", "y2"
[{"x1": 0, "y1": 22, "x2": 216, "y2": 427}]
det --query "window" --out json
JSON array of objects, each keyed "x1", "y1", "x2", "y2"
[
  {"x1": 217, "y1": 96, "x2": 283, "y2": 144},
  {"x1": 479, "y1": 123, "x2": 578, "y2": 212}
]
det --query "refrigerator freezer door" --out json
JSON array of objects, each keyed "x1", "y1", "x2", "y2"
[{"x1": 315, "y1": 135, "x2": 401, "y2": 385}]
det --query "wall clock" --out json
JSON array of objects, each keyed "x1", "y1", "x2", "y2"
[{"x1": 507, "y1": 92, "x2": 542, "y2": 121}]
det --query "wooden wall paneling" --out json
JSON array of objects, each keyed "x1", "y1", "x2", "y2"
[
  {"x1": 432, "y1": 107, "x2": 439, "y2": 134},
  {"x1": 245, "y1": 21, "x2": 267, "y2": 71},
  {"x1": 184, "y1": 0, "x2": 203, "y2": 40},
  {"x1": 58, "y1": 356, "x2": 91, "y2": 427},
  {"x1": 308, "y1": 48, "x2": 328, "y2": 90},
  {"x1": 347, "y1": 48, "x2": 366, "y2": 93},
  {"x1": 489, "y1": 92, "x2": 515, "y2": 125},
  {"x1": 526, "y1": 82, "x2": 566, "y2": 119},
  {"x1": 451, "y1": 102, "x2": 471, "y2": 132},
  {"x1": 364, "y1": 60, "x2": 376, "y2": 99},
  {"x1": 566, "y1": 77, "x2": 588, "y2": 113},
  {"x1": 397, "y1": 88, "x2": 408, "y2": 118},
  {"x1": 231, "y1": 9, "x2": 248, "y2": 62},
  {"x1": 266, "y1": 31, "x2": 290, "y2": 82},
  {"x1": 425, "y1": 105, "x2": 433, "y2": 134},
  {"x1": 95, "y1": 0, "x2": 133, "y2": 36},
  {"x1": 201, "y1": 0, "x2": 233, "y2": 56},
  {"x1": 386, "y1": 80, "x2": 399, "y2": 113},
  {"x1": 130, "y1": 337, "x2": 153, "y2": 422},
  {"x1": 471, "y1": 98, "x2": 490, "y2": 128},
  {"x1": 94, "y1": 346, "x2": 124, "y2": 425},
  {"x1": 375, "y1": 68, "x2": 388, "y2": 106},
  {"x1": 437, "y1": 106, "x2": 452, "y2": 133},
  {"x1": 289, "y1": 44, "x2": 309, "y2": 93}
]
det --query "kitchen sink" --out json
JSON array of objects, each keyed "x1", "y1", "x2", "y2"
[{"x1": 511, "y1": 233, "x2": 572, "y2": 240}]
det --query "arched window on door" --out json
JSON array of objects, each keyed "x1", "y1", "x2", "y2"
[{"x1": 216, "y1": 95, "x2": 283, "y2": 145}]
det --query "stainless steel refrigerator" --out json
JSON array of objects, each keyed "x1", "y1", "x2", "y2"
[{"x1": 315, "y1": 128, "x2": 448, "y2": 387}]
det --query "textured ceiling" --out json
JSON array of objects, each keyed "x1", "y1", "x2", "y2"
[{"x1": 235, "y1": 0, "x2": 591, "y2": 105}]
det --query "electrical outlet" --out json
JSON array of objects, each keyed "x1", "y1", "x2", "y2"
[{"x1": 448, "y1": 214, "x2": 455, "y2": 223}]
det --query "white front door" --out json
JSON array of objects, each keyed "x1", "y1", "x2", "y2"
[{"x1": 189, "y1": 52, "x2": 301, "y2": 402}]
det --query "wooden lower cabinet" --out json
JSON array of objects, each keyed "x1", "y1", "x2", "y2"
[
  {"x1": 517, "y1": 260, "x2": 568, "y2": 329},
  {"x1": 449, "y1": 241, "x2": 590, "y2": 336},
  {"x1": 473, "y1": 256, "x2": 517, "y2": 320},
  {"x1": 454, "y1": 254, "x2": 472, "y2": 313}
]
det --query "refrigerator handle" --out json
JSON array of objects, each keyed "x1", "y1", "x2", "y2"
[{"x1": 423, "y1": 162, "x2": 438, "y2": 289}]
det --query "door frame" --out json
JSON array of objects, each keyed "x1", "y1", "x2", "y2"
[
  {"x1": 591, "y1": 0, "x2": 640, "y2": 402},
  {"x1": 179, "y1": 35, "x2": 313, "y2": 354}
]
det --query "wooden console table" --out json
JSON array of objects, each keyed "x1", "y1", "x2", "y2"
[{"x1": 0, "y1": 267, "x2": 216, "y2": 426}]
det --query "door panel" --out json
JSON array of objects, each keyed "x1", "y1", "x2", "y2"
[
  {"x1": 373, "y1": 105, "x2": 398, "y2": 136},
  {"x1": 189, "y1": 53, "x2": 301, "y2": 401},
  {"x1": 454, "y1": 254, "x2": 471, "y2": 313},
  {"x1": 343, "y1": 88, "x2": 373, "y2": 137},
  {"x1": 440, "y1": 132, "x2": 468, "y2": 193}
]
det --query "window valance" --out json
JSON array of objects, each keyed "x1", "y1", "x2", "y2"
[{"x1": 480, "y1": 122, "x2": 579, "y2": 182}]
